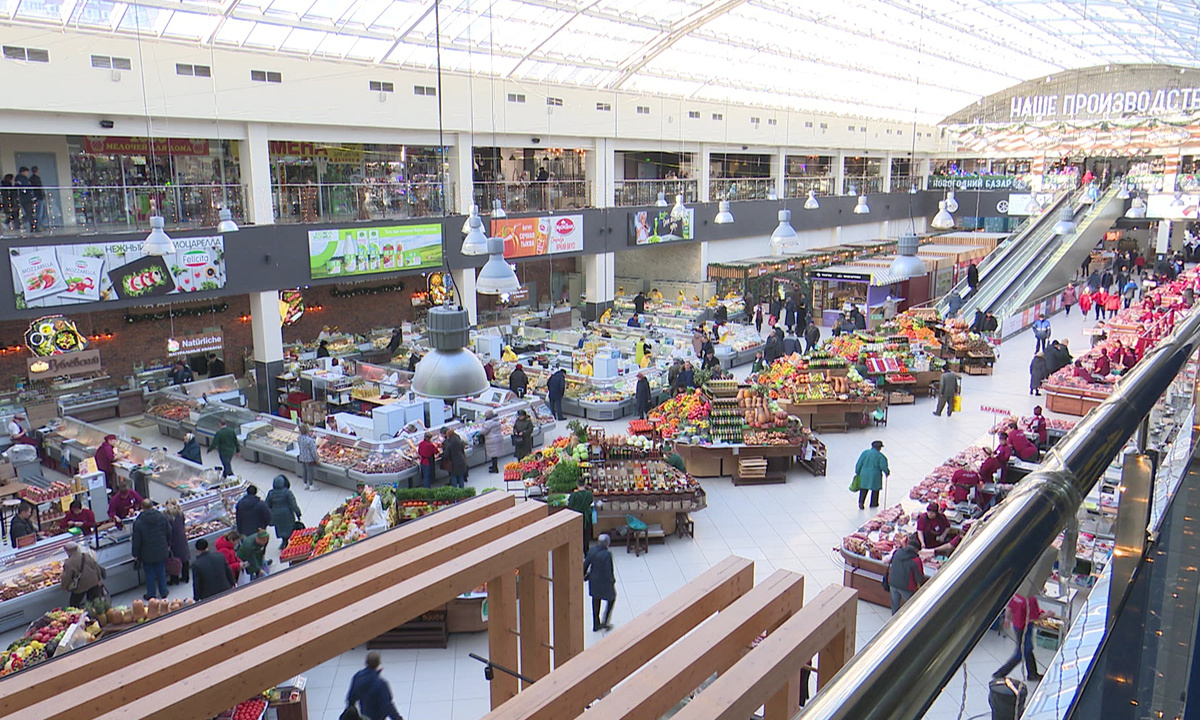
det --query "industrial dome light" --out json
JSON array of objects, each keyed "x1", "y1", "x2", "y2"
[
  {"x1": 714, "y1": 200, "x2": 734, "y2": 224},
  {"x1": 1126, "y1": 197, "x2": 1147, "y2": 219},
  {"x1": 461, "y1": 212, "x2": 490, "y2": 256},
  {"x1": 1117, "y1": 185, "x2": 1131, "y2": 199},
  {"x1": 476, "y1": 237, "x2": 521, "y2": 294},
  {"x1": 889, "y1": 232, "x2": 926, "y2": 280},
  {"x1": 461, "y1": 203, "x2": 481, "y2": 235},
  {"x1": 853, "y1": 195, "x2": 870, "y2": 214},
  {"x1": 803, "y1": 190, "x2": 819, "y2": 210},
  {"x1": 1053, "y1": 205, "x2": 1077, "y2": 235},
  {"x1": 411, "y1": 306, "x2": 490, "y2": 400},
  {"x1": 491, "y1": 198, "x2": 507, "y2": 218},
  {"x1": 216, "y1": 207, "x2": 239, "y2": 233},
  {"x1": 930, "y1": 200, "x2": 955, "y2": 230},
  {"x1": 769, "y1": 209, "x2": 799, "y2": 255},
  {"x1": 670, "y1": 194, "x2": 687, "y2": 222},
  {"x1": 655, "y1": 192, "x2": 668, "y2": 207},
  {"x1": 944, "y1": 191, "x2": 959, "y2": 213},
  {"x1": 142, "y1": 215, "x2": 175, "y2": 256}
]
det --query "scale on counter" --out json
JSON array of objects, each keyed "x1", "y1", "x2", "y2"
[{"x1": 455, "y1": 388, "x2": 517, "y2": 421}]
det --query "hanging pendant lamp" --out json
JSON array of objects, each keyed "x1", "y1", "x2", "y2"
[
  {"x1": 853, "y1": 195, "x2": 870, "y2": 214},
  {"x1": 670, "y1": 194, "x2": 687, "y2": 222},
  {"x1": 803, "y1": 190, "x2": 819, "y2": 210},
  {"x1": 767, "y1": 189, "x2": 778, "y2": 201},
  {"x1": 655, "y1": 191, "x2": 668, "y2": 207},
  {"x1": 461, "y1": 203, "x2": 481, "y2": 235},
  {"x1": 1053, "y1": 205, "x2": 1077, "y2": 235},
  {"x1": 1126, "y1": 197, "x2": 1147, "y2": 218},
  {"x1": 216, "y1": 207, "x2": 239, "y2": 233},
  {"x1": 944, "y1": 191, "x2": 959, "y2": 213},
  {"x1": 714, "y1": 200, "x2": 734, "y2": 224},
  {"x1": 143, "y1": 215, "x2": 175, "y2": 256},
  {"x1": 461, "y1": 211, "x2": 489, "y2": 256},
  {"x1": 411, "y1": 305, "x2": 490, "y2": 400},
  {"x1": 1117, "y1": 185, "x2": 1131, "y2": 199},
  {"x1": 889, "y1": 232, "x2": 926, "y2": 280},
  {"x1": 930, "y1": 200, "x2": 954, "y2": 229},
  {"x1": 909, "y1": 184, "x2": 919, "y2": 194},
  {"x1": 769, "y1": 209, "x2": 799, "y2": 255},
  {"x1": 476, "y1": 237, "x2": 521, "y2": 294},
  {"x1": 491, "y1": 198, "x2": 507, "y2": 218}
]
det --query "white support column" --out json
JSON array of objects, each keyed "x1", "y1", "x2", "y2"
[
  {"x1": 589, "y1": 138, "x2": 616, "y2": 208},
  {"x1": 451, "y1": 267, "x2": 479, "y2": 326},
  {"x1": 775, "y1": 147, "x2": 787, "y2": 199},
  {"x1": 248, "y1": 290, "x2": 285, "y2": 412},
  {"x1": 699, "y1": 143, "x2": 712, "y2": 202},
  {"x1": 454, "y1": 132, "x2": 475, "y2": 215},
  {"x1": 835, "y1": 150, "x2": 846, "y2": 196},
  {"x1": 582, "y1": 252, "x2": 615, "y2": 321},
  {"x1": 241, "y1": 123, "x2": 275, "y2": 225},
  {"x1": 883, "y1": 152, "x2": 894, "y2": 193}
]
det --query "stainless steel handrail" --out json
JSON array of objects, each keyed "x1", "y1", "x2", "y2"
[{"x1": 799, "y1": 303, "x2": 1200, "y2": 720}]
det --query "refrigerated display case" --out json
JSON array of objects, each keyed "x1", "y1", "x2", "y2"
[
  {"x1": 144, "y1": 391, "x2": 204, "y2": 439},
  {"x1": 193, "y1": 402, "x2": 268, "y2": 449},
  {"x1": 178, "y1": 374, "x2": 246, "y2": 406}
]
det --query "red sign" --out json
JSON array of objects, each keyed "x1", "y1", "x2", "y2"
[
  {"x1": 490, "y1": 214, "x2": 584, "y2": 259},
  {"x1": 980, "y1": 405, "x2": 1011, "y2": 415},
  {"x1": 82, "y1": 136, "x2": 211, "y2": 156}
]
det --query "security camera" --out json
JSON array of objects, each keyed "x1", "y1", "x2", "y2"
[
  {"x1": 531, "y1": 137, "x2": 541, "y2": 144},
  {"x1": 99, "y1": 120, "x2": 115, "y2": 129}
]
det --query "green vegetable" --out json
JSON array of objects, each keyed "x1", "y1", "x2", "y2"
[
  {"x1": 546, "y1": 459, "x2": 581, "y2": 495},
  {"x1": 388, "y1": 486, "x2": 476, "y2": 503}
]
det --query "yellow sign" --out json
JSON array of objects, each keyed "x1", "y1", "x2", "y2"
[{"x1": 269, "y1": 141, "x2": 364, "y2": 163}]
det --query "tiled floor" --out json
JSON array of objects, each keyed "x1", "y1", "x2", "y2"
[{"x1": 4, "y1": 305, "x2": 1101, "y2": 718}]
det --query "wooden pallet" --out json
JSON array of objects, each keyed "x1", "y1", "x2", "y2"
[{"x1": 800, "y1": 457, "x2": 828, "y2": 477}]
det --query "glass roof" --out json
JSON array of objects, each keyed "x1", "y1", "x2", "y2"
[{"x1": 6, "y1": 0, "x2": 1200, "y2": 122}]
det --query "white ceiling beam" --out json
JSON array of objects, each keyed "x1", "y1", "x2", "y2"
[{"x1": 607, "y1": 0, "x2": 751, "y2": 89}]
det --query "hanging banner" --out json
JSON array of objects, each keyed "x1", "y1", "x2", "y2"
[
  {"x1": 10, "y1": 236, "x2": 227, "y2": 309},
  {"x1": 490, "y1": 214, "x2": 585, "y2": 258},
  {"x1": 268, "y1": 141, "x2": 364, "y2": 163},
  {"x1": 927, "y1": 175, "x2": 1023, "y2": 191},
  {"x1": 25, "y1": 315, "x2": 89, "y2": 356},
  {"x1": 166, "y1": 331, "x2": 223, "y2": 358},
  {"x1": 82, "y1": 136, "x2": 211, "y2": 156},
  {"x1": 27, "y1": 349, "x2": 102, "y2": 380},
  {"x1": 308, "y1": 224, "x2": 443, "y2": 279},
  {"x1": 279, "y1": 289, "x2": 305, "y2": 326},
  {"x1": 629, "y1": 208, "x2": 695, "y2": 245}
]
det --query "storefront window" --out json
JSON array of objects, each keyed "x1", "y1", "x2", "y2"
[
  {"x1": 843, "y1": 156, "x2": 883, "y2": 195},
  {"x1": 473, "y1": 147, "x2": 591, "y2": 212},
  {"x1": 785, "y1": 155, "x2": 834, "y2": 197},
  {"x1": 67, "y1": 136, "x2": 242, "y2": 230},
  {"x1": 614, "y1": 151, "x2": 697, "y2": 206}
]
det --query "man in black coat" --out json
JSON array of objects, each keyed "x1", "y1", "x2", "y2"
[
  {"x1": 633, "y1": 291, "x2": 646, "y2": 315},
  {"x1": 235, "y1": 485, "x2": 272, "y2": 537},
  {"x1": 207, "y1": 353, "x2": 226, "y2": 378},
  {"x1": 804, "y1": 321, "x2": 821, "y2": 353},
  {"x1": 192, "y1": 538, "x2": 236, "y2": 600},
  {"x1": 132, "y1": 499, "x2": 172, "y2": 600},
  {"x1": 967, "y1": 262, "x2": 979, "y2": 293},
  {"x1": 547, "y1": 368, "x2": 567, "y2": 421},
  {"x1": 635, "y1": 373, "x2": 651, "y2": 419},
  {"x1": 509, "y1": 363, "x2": 528, "y2": 398}
]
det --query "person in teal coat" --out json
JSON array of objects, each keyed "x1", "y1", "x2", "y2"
[{"x1": 854, "y1": 440, "x2": 890, "y2": 510}]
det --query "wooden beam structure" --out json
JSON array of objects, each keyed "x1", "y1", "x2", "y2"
[
  {"x1": 0, "y1": 494, "x2": 584, "y2": 720},
  {"x1": 480, "y1": 555, "x2": 756, "y2": 720}
]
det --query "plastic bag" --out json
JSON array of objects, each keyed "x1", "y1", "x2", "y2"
[
  {"x1": 849, "y1": 474, "x2": 861, "y2": 492},
  {"x1": 952, "y1": 395, "x2": 963, "y2": 413}
]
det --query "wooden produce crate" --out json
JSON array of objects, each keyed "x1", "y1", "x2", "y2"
[
  {"x1": 368, "y1": 609, "x2": 448, "y2": 649},
  {"x1": 888, "y1": 392, "x2": 915, "y2": 405},
  {"x1": 963, "y1": 363, "x2": 993, "y2": 376}
]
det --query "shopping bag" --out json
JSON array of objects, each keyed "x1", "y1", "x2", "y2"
[
  {"x1": 340, "y1": 705, "x2": 363, "y2": 720},
  {"x1": 165, "y1": 556, "x2": 183, "y2": 578},
  {"x1": 952, "y1": 395, "x2": 962, "y2": 413},
  {"x1": 849, "y1": 474, "x2": 861, "y2": 492}
]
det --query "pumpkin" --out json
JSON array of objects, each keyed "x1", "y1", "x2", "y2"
[
  {"x1": 132, "y1": 599, "x2": 147, "y2": 621},
  {"x1": 107, "y1": 608, "x2": 121, "y2": 625},
  {"x1": 123, "y1": 609, "x2": 135, "y2": 624}
]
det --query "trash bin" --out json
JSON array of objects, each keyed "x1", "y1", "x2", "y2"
[{"x1": 988, "y1": 677, "x2": 1027, "y2": 720}]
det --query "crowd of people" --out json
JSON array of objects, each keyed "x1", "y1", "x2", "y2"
[{"x1": 0, "y1": 166, "x2": 48, "y2": 233}]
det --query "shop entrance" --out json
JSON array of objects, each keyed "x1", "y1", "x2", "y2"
[{"x1": 13, "y1": 152, "x2": 62, "y2": 230}]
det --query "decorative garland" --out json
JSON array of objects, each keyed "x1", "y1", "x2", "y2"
[
  {"x1": 328, "y1": 281, "x2": 406, "y2": 298},
  {"x1": 124, "y1": 302, "x2": 229, "y2": 324}
]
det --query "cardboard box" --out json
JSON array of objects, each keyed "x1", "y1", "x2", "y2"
[
  {"x1": 24, "y1": 399, "x2": 58, "y2": 430},
  {"x1": 300, "y1": 399, "x2": 327, "y2": 427},
  {"x1": 0, "y1": 459, "x2": 15, "y2": 483}
]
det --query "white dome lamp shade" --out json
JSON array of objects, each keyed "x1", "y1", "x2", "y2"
[
  {"x1": 853, "y1": 195, "x2": 870, "y2": 214},
  {"x1": 655, "y1": 192, "x2": 668, "y2": 207},
  {"x1": 1053, "y1": 205, "x2": 1077, "y2": 235},
  {"x1": 411, "y1": 305, "x2": 490, "y2": 400},
  {"x1": 461, "y1": 212, "x2": 490, "y2": 256},
  {"x1": 944, "y1": 191, "x2": 959, "y2": 213},
  {"x1": 491, "y1": 198, "x2": 507, "y2": 219},
  {"x1": 476, "y1": 236, "x2": 521, "y2": 295},
  {"x1": 1117, "y1": 184, "x2": 1131, "y2": 199},
  {"x1": 1126, "y1": 197, "x2": 1147, "y2": 219},
  {"x1": 461, "y1": 203, "x2": 480, "y2": 235},
  {"x1": 767, "y1": 188, "x2": 779, "y2": 201},
  {"x1": 909, "y1": 184, "x2": 919, "y2": 194},
  {"x1": 769, "y1": 209, "x2": 799, "y2": 255},
  {"x1": 142, "y1": 215, "x2": 175, "y2": 256},
  {"x1": 803, "y1": 190, "x2": 820, "y2": 210},
  {"x1": 670, "y1": 194, "x2": 687, "y2": 222},
  {"x1": 714, "y1": 200, "x2": 734, "y2": 224},
  {"x1": 216, "y1": 207, "x2": 239, "y2": 233},
  {"x1": 889, "y1": 232, "x2": 927, "y2": 280},
  {"x1": 930, "y1": 200, "x2": 955, "y2": 230}
]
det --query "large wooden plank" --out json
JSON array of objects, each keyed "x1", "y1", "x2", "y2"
[
  {"x1": 0, "y1": 490, "x2": 515, "y2": 710},
  {"x1": 481, "y1": 555, "x2": 756, "y2": 720},
  {"x1": 668, "y1": 586, "x2": 858, "y2": 720},
  {"x1": 551, "y1": 522, "x2": 584, "y2": 668},
  {"x1": 89, "y1": 513, "x2": 579, "y2": 720},
  {"x1": 518, "y1": 555, "x2": 552, "y2": 687},
  {"x1": 27, "y1": 502, "x2": 549, "y2": 720},
  {"x1": 582, "y1": 570, "x2": 805, "y2": 720},
  {"x1": 489, "y1": 570, "x2": 521, "y2": 708}
]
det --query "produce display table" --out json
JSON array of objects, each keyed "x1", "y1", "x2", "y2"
[
  {"x1": 778, "y1": 399, "x2": 879, "y2": 433},
  {"x1": 673, "y1": 443, "x2": 809, "y2": 480},
  {"x1": 839, "y1": 549, "x2": 892, "y2": 607},
  {"x1": 1042, "y1": 384, "x2": 1109, "y2": 416}
]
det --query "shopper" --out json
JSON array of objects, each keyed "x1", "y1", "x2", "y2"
[
  {"x1": 750, "y1": 352, "x2": 766, "y2": 374},
  {"x1": 442, "y1": 427, "x2": 468, "y2": 489},
  {"x1": 236, "y1": 530, "x2": 271, "y2": 579},
  {"x1": 850, "y1": 306, "x2": 866, "y2": 331},
  {"x1": 692, "y1": 327, "x2": 706, "y2": 358},
  {"x1": 885, "y1": 537, "x2": 926, "y2": 614},
  {"x1": 584, "y1": 534, "x2": 616, "y2": 631},
  {"x1": 163, "y1": 498, "x2": 191, "y2": 585},
  {"x1": 169, "y1": 359, "x2": 194, "y2": 385},
  {"x1": 418, "y1": 431, "x2": 438, "y2": 488},
  {"x1": 345, "y1": 651, "x2": 404, "y2": 720},
  {"x1": 407, "y1": 352, "x2": 421, "y2": 372},
  {"x1": 1104, "y1": 291, "x2": 1121, "y2": 318},
  {"x1": 676, "y1": 362, "x2": 695, "y2": 391},
  {"x1": 1029, "y1": 352, "x2": 1048, "y2": 396},
  {"x1": 932, "y1": 368, "x2": 961, "y2": 417},
  {"x1": 480, "y1": 410, "x2": 504, "y2": 473},
  {"x1": 107, "y1": 480, "x2": 143, "y2": 527},
  {"x1": 94, "y1": 433, "x2": 119, "y2": 490},
  {"x1": 966, "y1": 261, "x2": 979, "y2": 294},
  {"x1": 1031, "y1": 314, "x2": 1051, "y2": 353},
  {"x1": 781, "y1": 332, "x2": 802, "y2": 356},
  {"x1": 60, "y1": 542, "x2": 106, "y2": 606},
  {"x1": 512, "y1": 410, "x2": 535, "y2": 461},
  {"x1": 266, "y1": 475, "x2": 302, "y2": 548},
  {"x1": 209, "y1": 419, "x2": 240, "y2": 477},
  {"x1": 297, "y1": 423, "x2": 319, "y2": 490},
  {"x1": 547, "y1": 368, "x2": 567, "y2": 421},
  {"x1": 9, "y1": 502, "x2": 36, "y2": 547},
  {"x1": 60, "y1": 499, "x2": 96, "y2": 534},
  {"x1": 207, "y1": 352, "x2": 227, "y2": 378},
  {"x1": 509, "y1": 363, "x2": 529, "y2": 398},
  {"x1": 191, "y1": 538, "x2": 236, "y2": 601},
  {"x1": 132, "y1": 499, "x2": 172, "y2": 600},
  {"x1": 177, "y1": 432, "x2": 202, "y2": 464},
  {"x1": 567, "y1": 478, "x2": 595, "y2": 556},
  {"x1": 1092, "y1": 288, "x2": 1108, "y2": 320},
  {"x1": 216, "y1": 530, "x2": 242, "y2": 578},
  {"x1": 633, "y1": 291, "x2": 646, "y2": 315},
  {"x1": 993, "y1": 586, "x2": 1045, "y2": 683},
  {"x1": 945, "y1": 289, "x2": 963, "y2": 319},
  {"x1": 804, "y1": 321, "x2": 821, "y2": 353},
  {"x1": 1062, "y1": 284, "x2": 1077, "y2": 315},
  {"x1": 754, "y1": 305, "x2": 764, "y2": 334},
  {"x1": 235, "y1": 484, "x2": 271, "y2": 536},
  {"x1": 386, "y1": 327, "x2": 404, "y2": 356},
  {"x1": 635, "y1": 373, "x2": 651, "y2": 420},
  {"x1": 316, "y1": 340, "x2": 330, "y2": 358},
  {"x1": 854, "y1": 440, "x2": 890, "y2": 510},
  {"x1": 763, "y1": 329, "x2": 783, "y2": 364}
]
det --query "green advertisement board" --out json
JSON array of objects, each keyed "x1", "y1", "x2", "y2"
[{"x1": 308, "y1": 224, "x2": 443, "y2": 279}]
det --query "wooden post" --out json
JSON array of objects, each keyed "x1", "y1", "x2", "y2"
[
  {"x1": 762, "y1": 676, "x2": 801, "y2": 720},
  {"x1": 551, "y1": 522, "x2": 584, "y2": 668},
  {"x1": 518, "y1": 554, "x2": 552, "y2": 687},
  {"x1": 816, "y1": 605, "x2": 856, "y2": 691},
  {"x1": 489, "y1": 569, "x2": 521, "y2": 708}
]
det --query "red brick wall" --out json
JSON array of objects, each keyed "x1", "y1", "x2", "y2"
[
  {"x1": 476, "y1": 257, "x2": 577, "y2": 313},
  {"x1": 281, "y1": 281, "x2": 420, "y2": 344}
]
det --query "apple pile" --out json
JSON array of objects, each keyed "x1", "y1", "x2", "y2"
[
  {"x1": 224, "y1": 697, "x2": 268, "y2": 720},
  {"x1": 20, "y1": 481, "x2": 75, "y2": 503}
]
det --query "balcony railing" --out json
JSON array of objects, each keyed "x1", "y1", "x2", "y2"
[
  {"x1": 473, "y1": 179, "x2": 592, "y2": 213},
  {"x1": 614, "y1": 179, "x2": 699, "y2": 207},
  {"x1": 890, "y1": 175, "x2": 919, "y2": 193},
  {"x1": 0, "y1": 183, "x2": 247, "y2": 237},
  {"x1": 271, "y1": 181, "x2": 453, "y2": 224},
  {"x1": 784, "y1": 176, "x2": 835, "y2": 197},
  {"x1": 709, "y1": 177, "x2": 775, "y2": 201},
  {"x1": 844, "y1": 176, "x2": 883, "y2": 195}
]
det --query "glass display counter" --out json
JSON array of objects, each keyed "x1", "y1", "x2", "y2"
[
  {"x1": 56, "y1": 386, "x2": 120, "y2": 422},
  {"x1": 178, "y1": 374, "x2": 245, "y2": 406},
  {"x1": 145, "y1": 391, "x2": 204, "y2": 439},
  {"x1": 243, "y1": 415, "x2": 301, "y2": 468},
  {"x1": 193, "y1": 402, "x2": 268, "y2": 449}
]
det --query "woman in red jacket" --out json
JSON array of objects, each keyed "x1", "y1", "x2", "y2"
[
  {"x1": 216, "y1": 530, "x2": 242, "y2": 577},
  {"x1": 1005, "y1": 430, "x2": 1039, "y2": 462}
]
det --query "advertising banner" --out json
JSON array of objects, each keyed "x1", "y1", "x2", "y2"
[
  {"x1": 1145, "y1": 193, "x2": 1200, "y2": 220},
  {"x1": 927, "y1": 175, "x2": 1023, "y2": 191},
  {"x1": 307, "y1": 224, "x2": 443, "y2": 279},
  {"x1": 629, "y1": 208, "x2": 695, "y2": 245},
  {"x1": 82, "y1": 136, "x2": 211, "y2": 156},
  {"x1": 27, "y1": 349, "x2": 102, "y2": 380},
  {"x1": 10, "y1": 236, "x2": 227, "y2": 310},
  {"x1": 490, "y1": 214, "x2": 584, "y2": 258},
  {"x1": 167, "y1": 331, "x2": 224, "y2": 358}
]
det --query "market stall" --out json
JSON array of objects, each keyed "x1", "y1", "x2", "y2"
[{"x1": 809, "y1": 265, "x2": 907, "y2": 329}]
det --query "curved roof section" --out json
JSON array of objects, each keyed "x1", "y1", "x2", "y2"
[{"x1": 4, "y1": 0, "x2": 1200, "y2": 122}]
